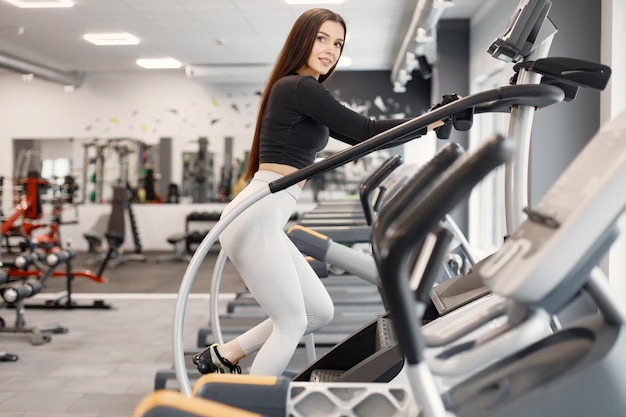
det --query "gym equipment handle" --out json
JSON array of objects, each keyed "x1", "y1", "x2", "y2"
[
  {"x1": 376, "y1": 142, "x2": 465, "y2": 240},
  {"x1": 359, "y1": 154, "x2": 403, "y2": 225},
  {"x1": 371, "y1": 134, "x2": 513, "y2": 366},
  {"x1": 414, "y1": 226, "x2": 454, "y2": 306},
  {"x1": 268, "y1": 84, "x2": 563, "y2": 193}
]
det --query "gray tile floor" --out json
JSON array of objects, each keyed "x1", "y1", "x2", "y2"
[
  {"x1": 0, "y1": 249, "x2": 362, "y2": 416},
  {"x1": 1, "y1": 194, "x2": 372, "y2": 415},
  {"x1": 0, "y1": 294, "x2": 214, "y2": 416}
]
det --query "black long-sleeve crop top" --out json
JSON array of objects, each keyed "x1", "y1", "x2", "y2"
[{"x1": 258, "y1": 74, "x2": 425, "y2": 169}]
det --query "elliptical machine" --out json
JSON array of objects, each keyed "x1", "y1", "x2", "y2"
[{"x1": 171, "y1": 0, "x2": 612, "y2": 403}]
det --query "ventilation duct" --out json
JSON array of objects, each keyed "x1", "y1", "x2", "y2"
[
  {"x1": 0, "y1": 50, "x2": 84, "y2": 88},
  {"x1": 391, "y1": 0, "x2": 453, "y2": 92}
]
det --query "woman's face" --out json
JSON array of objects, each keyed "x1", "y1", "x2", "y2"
[{"x1": 298, "y1": 20, "x2": 345, "y2": 80}]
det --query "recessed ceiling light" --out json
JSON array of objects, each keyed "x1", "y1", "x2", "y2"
[
  {"x1": 5, "y1": 0, "x2": 74, "y2": 8},
  {"x1": 136, "y1": 58, "x2": 182, "y2": 69},
  {"x1": 84, "y1": 33, "x2": 140, "y2": 46},
  {"x1": 285, "y1": 0, "x2": 344, "y2": 4}
]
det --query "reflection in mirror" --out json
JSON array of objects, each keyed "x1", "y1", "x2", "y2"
[
  {"x1": 10, "y1": 137, "x2": 400, "y2": 207},
  {"x1": 12, "y1": 138, "x2": 165, "y2": 205},
  {"x1": 41, "y1": 158, "x2": 72, "y2": 187}
]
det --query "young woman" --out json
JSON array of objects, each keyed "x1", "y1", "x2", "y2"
[{"x1": 193, "y1": 7, "x2": 430, "y2": 377}]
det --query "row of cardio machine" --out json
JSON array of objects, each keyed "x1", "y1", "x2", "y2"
[
  {"x1": 136, "y1": 1, "x2": 626, "y2": 416},
  {"x1": 153, "y1": 123, "x2": 414, "y2": 390},
  {"x1": 187, "y1": 145, "x2": 422, "y2": 382}
]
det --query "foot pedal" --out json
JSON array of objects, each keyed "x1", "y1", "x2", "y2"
[
  {"x1": 375, "y1": 317, "x2": 397, "y2": 350},
  {"x1": 310, "y1": 369, "x2": 345, "y2": 382}
]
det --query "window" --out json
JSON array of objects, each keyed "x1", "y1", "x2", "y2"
[
  {"x1": 468, "y1": 66, "x2": 511, "y2": 258},
  {"x1": 41, "y1": 158, "x2": 72, "y2": 186}
]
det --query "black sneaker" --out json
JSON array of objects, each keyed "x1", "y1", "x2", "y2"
[{"x1": 192, "y1": 343, "x2": 241, "y2": 374}]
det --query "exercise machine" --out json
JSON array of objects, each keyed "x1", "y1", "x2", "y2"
[
  {"x1": 372, "y1": 110, "x2": 626, "y2": 417},
  {"x1": 172, "y1": 75, "x2": 568, "y2": 395},
  {"x1": 173, "y1": 0, "x2": 615, "y2": 398},
  {"x1": 157, "y1": 211, "x2": 222, "y2": 264},
  {"x1": 173, "y1": 110, "x2": 626, "y2": 417},
  {"x1": 1, "y1": 249, "x2": 70, "y2": 344},
  {"x1": 138, "y1": 131, "x2": 511, "y2": 417},
  {"x1": 1, "y1": 171, "x2": 109, "y2": 309},
  {"x1": 94, "y1": 185, "x2": 147, "y2": 276},
  {"x1": 82, "y1": 137, "x2": 157, "y2": 204},
  {"x1": 429, "y1": 0, "x2": 611, "y2": 318},
  {"x1": 139, "y1": 1, "x2": 620, "y2": 414}
]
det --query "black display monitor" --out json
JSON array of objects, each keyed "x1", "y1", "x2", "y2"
[{"x1": 487, "y1": 0, "x2": 553, "y2": 62}]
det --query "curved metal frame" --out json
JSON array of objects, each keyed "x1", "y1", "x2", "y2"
[
  {"x1": 173, "y1": 186, "x2": 269, "y2": 396},
  {"x1": 209, "y1": 249, "x2": 228, "y2": 346},
  {"x1": 504, "y1": 34, "x2": 555, "y2": 233}
]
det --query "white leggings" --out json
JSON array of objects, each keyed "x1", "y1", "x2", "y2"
[{"x1": 219, "y1": 170, "x2": 334, "y2": 376}]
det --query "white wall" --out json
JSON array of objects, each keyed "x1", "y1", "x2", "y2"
[
  {"x1": 1, "y1": 69, "x2": 432, "y2": 251},
  {"x1": 0, "y1": 70, "x2": 264, "y2": 187},
  {"x1": 0, "y1": 71, "x2": 268, "y2": 251},
  {"x1": 48, "y1": 201, "x2": 315, "y2": 252}
]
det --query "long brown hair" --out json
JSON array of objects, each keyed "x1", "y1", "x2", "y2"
[{"x1": 245, "y1": 8, "x2": 346, "y2": 180}]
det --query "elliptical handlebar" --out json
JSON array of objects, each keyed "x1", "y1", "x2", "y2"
[
  {"x1": 359, "y1": 154, "x2": 403, "y2": 226},
  {"x1": 414, "y1": 226, "x2": 455, "y2": 307},
  {"x1": 371, "y1": 134, "x2": 513, "y2": 366},
  {"x1": 374, "y1": 142, "x2": 465, "y2": 243},
  {"x1": 473, "y1": 84, "x2": 564, "y2": 114},
  {"x1": 514, "y1": 57, "x2": 612, "y2": 91},
  {"x1": 267, "y1": 84, "x2": 564, "y2": 193}
]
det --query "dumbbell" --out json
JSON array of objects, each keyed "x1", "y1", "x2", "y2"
[
  {"x1": 46, "y1": 249, "x2": 76, "y2": 267},
  {"x1": 1, "y1": 278, "x2": 43, "y2": 303},
  {"x1": 13, "y1": 250, "x2": 47, "y2": 269}
]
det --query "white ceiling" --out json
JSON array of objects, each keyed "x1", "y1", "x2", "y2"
[{"x1": 0, "y1": 0, "x2": 484, "y2": 78}]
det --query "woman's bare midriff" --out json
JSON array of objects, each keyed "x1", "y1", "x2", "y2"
[{"x1": 259, "y1": 163, "x2": 307, "y2": 188}]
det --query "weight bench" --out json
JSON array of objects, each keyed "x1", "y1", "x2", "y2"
[
  {"x1": 82, "y1": 213, "x2": 110, "y2": 266},
  {"x1": 156, "y1": 211, "x2": 221, "y2": 263},
  {"x1": 95, "y1": 186, "x2": 147, "y2": 275}
]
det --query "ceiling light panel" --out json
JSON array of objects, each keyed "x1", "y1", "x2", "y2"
[
  {"x1": 285, "y1": 0, "x2": 344, "y2": 4},
  {"x1": 136, "y1": 58, "x2": 182, "y2": 69},
  {"x1": 5, "y1": 0, "x2": 73, "y2": 8},
  {"x1": 83, "y1": 33, "x2": 140, "y2": 46}
]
